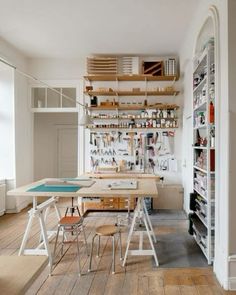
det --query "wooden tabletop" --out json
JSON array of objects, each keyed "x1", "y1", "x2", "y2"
[
  {"x1": 77, "y1": 178, "x2": 158, "y2": 198},
  {"x1": 7, "y1": 178, "x2": 158, "y2": 198},
  {"x1": 85, "y1": 172, "x2": 160, "y2": 180}
]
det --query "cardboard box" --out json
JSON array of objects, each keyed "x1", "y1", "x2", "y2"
[{"x1": 153, "y1": 184, "x2": 183, "y2": 209}]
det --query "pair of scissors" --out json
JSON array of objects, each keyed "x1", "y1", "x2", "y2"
[{"x1": 159, "y1": 159, "x2": 169, "y2": 171}]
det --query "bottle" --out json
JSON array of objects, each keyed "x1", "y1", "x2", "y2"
[
  {"x1": 163, "y1": 110, "x2": 167, "y2": 118},
  {"x1": 153, "y1": 119, "x2": 157, "y2": 128},
  {"x1": 210, "y1": 128, "x2": 215, "y2": 148},
  {"x1": 209, "y1": 102, "x2": 214, "y2": 123}
]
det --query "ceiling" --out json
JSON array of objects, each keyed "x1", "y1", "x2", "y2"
[{"x1": 0, "y1": 0, "x2": 199, "y2": 59}]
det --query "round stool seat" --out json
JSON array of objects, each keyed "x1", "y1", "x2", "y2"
[
  {"x1": 95, "y1": 225, "x2": 118, "y2": 236},
  {"x1": 59, "y1": 216, "x2": 82, "y2": 226}
]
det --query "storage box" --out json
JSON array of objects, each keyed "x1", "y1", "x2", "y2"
[
  {"x1": 153, "y1": 184, "x2": 183, "y2": 209},
  {"x1": 142, "y1": 61, "x2": 164, "y2": 76}
]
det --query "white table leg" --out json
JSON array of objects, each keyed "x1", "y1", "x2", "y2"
[
  {"x1": 38, "y1": 212, "x2": 53, "y2": 269},
  {"x1": 142, "y1": 208, "x2": 159, "y2": 266},
  {"x1": 53, "y1": 199, "x2": 61, "y2": 221},
  {"x1": 122, "y1": 204, "x2": 139, "y2": 267},
  {"x1": 142, "y1": 198, "x2": 157, "y2": 243},
  {"x1": 18, "y1": 196, "x2": 57, "y2": 269},
  {"x1": 19, "y1": 210, "x2": 34, "y2": 255},
  {"x1": 122, "y1": 197, "x2": 159, "y2": 267},
  {"x1": 39, "y1": 206, "x2": 50, "y2": 243}
]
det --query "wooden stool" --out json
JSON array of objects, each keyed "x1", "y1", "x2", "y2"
[
  {"x1": 52, "y1": 216, "x2": 88, "y2": 276},
  {"x1": 88, "y1": 225, "x2": 122, "y2": 274}
]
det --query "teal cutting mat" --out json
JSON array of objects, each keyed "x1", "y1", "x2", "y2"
[{"x1": 27, "y1": 184, "x2": 81, "y2": 192}]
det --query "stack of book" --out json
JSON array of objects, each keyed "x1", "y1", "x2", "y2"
[{"x1": 87, "y1": 57, "x2": 118, "y2": 75}]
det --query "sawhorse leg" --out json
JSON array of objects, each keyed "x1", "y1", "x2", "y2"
[
  {"x1": 143, "y1": 198, "x2": 157, "y2": 243},
  {"x1": 122, "y1": 201, "x2": 139, "y2": 265},
  {"x1": 39, "y1": 198, "x2": 61, "y2": 243},
  {"x1": 122, "y1": 197, "x2": 159, "y2": 267},
  {"x1": 19, "y1": 196, "x2": 61, "y2": 271}
]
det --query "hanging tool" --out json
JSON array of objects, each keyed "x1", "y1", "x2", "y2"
[
  {"x1": 147, "y1": 133, "x2": 154, "y2": 145},
  {"x1": 135, "y1": 150, "x2": 139, "y2": 166},
  {"x1": 154, "y1": 132, "x2": 159, "y2": 145},
  {"x1": 140, "y1": 158, "x2": 143, "y2": 170},
  {"x1": 147, "y1": 146, "x2": 155, "y2": 157},
  {"x1": 91, "y1": 156, "x2": 96, "y2": 170},
  {"x1": 127, "y1": 132, "x2": 134, "y2": 156},
  {"x1": 148, "y1": 158, "x2": 155, "y2": 172},
  {"x1": 90, "y1": 132, "x2": 93, "y2": 145},
  {"x1": 168, "y1": 131, "x2": 175, "y2": 154},
  {"x1": 95, "y1": 135, "x2": 100, "y2": 148},
  {"x1": 118, "y1": 131, "x2": 122, "y2": 143},
  {"x1": 112, "y1": 157, "x2": 117, "y2": 166},
  {"x1": 160, "y1": 159, "x2": 169, "y2": 171}
]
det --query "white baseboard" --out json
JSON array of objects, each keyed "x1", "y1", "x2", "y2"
[
  {"x1": 0, "y1": 209, "x2": 5, "y2": 216},
  {"x1": 228, "y1": 255, "x2": 236, "y2": 290},
  {"x1": 214, "y1": 251, "x2": 229, "y2": 290},
  {"x1": 6, "y1": 199, "x2": 31, "y2": 213},
  {"x1": 228, "y1": 277, "x2": 236, "y2": 290}
]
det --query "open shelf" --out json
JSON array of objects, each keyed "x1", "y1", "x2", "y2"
[
  {"x1": 193, "y1": 234, "x2": 208, "y2": 259},
  {"x1": 88, "y1": 104, "x2": 179, "y2": 111},
  {"x1": 193, "y1": 124, "x2": 206, "y2": 130},
  {"x1": 193, "y1": 76, "x2": 207, "y2": 93},
  {"x1": 194, "y1": 100, "x2": 207, "y2": 112},
  {"x1": 194, "y1": 188, "x2": 207, "y2": 202},
  {"x1": 84, "y1": 74, "x2": 179, "y2": 82},
  {"x1": 195, "y1": 210, "x2": 208, "y2": 228},
  {"x1": 84, "y1": 90, "x2": 179, "y2": 96},
  {"x1": 91, "y1": 116, "x2": 178, "y2": 120},
  {"x1": 193, "y1": 165, "x2": 215, "y2": 174},
  {"x1": 192, "y1": 39, "x2": 215, "y2": 265},
  {"x1": 193, "y1": 146, "x2": 207, "y2": 150},
  {"x1": 87, "y1": 127, "x2": 178, "y2": 132}
]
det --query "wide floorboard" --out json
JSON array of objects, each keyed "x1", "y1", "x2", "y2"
[{"x1": 0, "y1": 200, "x2": 235, "y2": 295}]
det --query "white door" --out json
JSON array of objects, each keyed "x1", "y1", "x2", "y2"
[{"x1": 57, "y1": 127, "x2": 78, "y2": 178}]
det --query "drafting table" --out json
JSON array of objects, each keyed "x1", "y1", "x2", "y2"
[{"x1": 7, "y1": 177, "x2": 159, "y2": 270}]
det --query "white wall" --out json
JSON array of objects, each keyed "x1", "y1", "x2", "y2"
[
  {"x1": 0, "y1": 66, "x2": 15, "y2": 179},
  {"x1": 179, "y1": 0, "x2": 231, "y2": 289},
  {"x1": 227, "y1": 0, "x2": 236, "y2": 289},
  {"x1": 28, "y1": 58, "x2": 86, "y2": 80},
  {"x1": 0, "y1": 37, "x2": 33, "y2": 212}
]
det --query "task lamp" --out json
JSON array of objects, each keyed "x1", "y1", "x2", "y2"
[{"x1": 0, "y1": 57, "x2": 93, "y2": 127}]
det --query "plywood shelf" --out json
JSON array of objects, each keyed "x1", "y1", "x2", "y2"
[
  {"x1": 87, "y1": 127, "x2": 178, "y2": 132},
  {"x1": 91, "y1": 116, "x2": 178, "y2": 120},
  {"x1": 84, "y1": 90, "x2": 179, "y2": 96},
  {"x1": 84, "y1": 74, "x2": 179, "y2": 82},
  {"x1": 88, "y1": 104, "x2": 179, "y2": 111}
]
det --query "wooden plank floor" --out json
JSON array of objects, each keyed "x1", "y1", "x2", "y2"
[{"x1": 0, "y1": 200, "x2": 235, "y2": 295}]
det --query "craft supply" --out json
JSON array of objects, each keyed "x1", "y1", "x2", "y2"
[
  {"x1": 107, "y1": 180, "x2": 138, "y2": 190},
  {"x1": 209, "y1": 101, "x2": 214, "y2": 123}
]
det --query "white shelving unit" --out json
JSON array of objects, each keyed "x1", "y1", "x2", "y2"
[{"x1": 192, "y1": 39, "x2": 215, "y2": 264}]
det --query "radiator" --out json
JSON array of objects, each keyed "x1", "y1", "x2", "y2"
[{"x1": 0, "y1": 181, "x2": 6, "y2": 216}]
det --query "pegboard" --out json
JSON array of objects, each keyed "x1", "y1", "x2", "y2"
[{"x1": 89, "y1": 130, "x2": 177, "y2": 173}]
